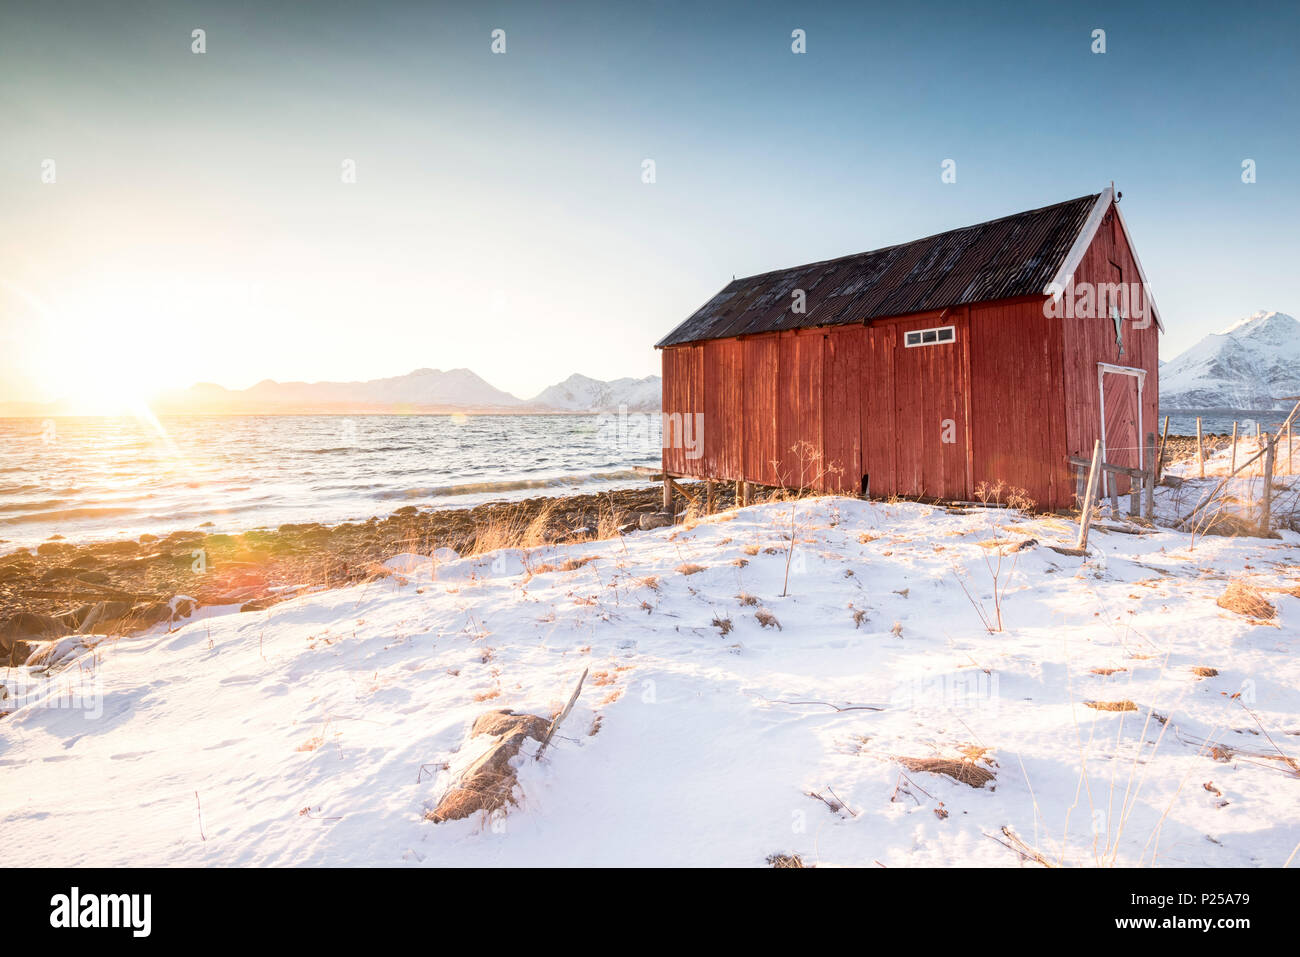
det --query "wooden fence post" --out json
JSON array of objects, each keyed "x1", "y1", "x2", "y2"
[
  {"x1": 662, "y1": 475, "x2": 673, "y2": 512},
  {"x1": 1288, "y1": 421, "x2": 1293, "y2": 476},
  {"x1": 1258, "y1": 431, "x2": 1279, "y2": 530},
  {"x1": 1156, "y1": 415, "x2": 1170, "y2": 483},
  {"x1": 1230, "y1": 421, "x2": 1238, "y2": 475},
  {"x1": 705, "y1": 479, "x2": 716, "y2": 514},
  {"x1": 1261, "y1": 434, "x2": 1275, "y2": 535},
  {"x1": 1196, "y1": 416, "x2": 1204, "y2": 478},
  {"x1": 1144, "y1": 432, "x2": 1156, "y2": 520},
  {"x1": 1076, "y1": 440, "x2": 1102, "y2": 550},
  {"x1": 1157, "y1": 414, "x2": 1170, "y2": 483}
]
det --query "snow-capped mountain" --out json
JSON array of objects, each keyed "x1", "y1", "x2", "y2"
[
  {"x1": 1161, "y1": 311, "x2": 1300, "y2": 410},
  {"x1": 528, "y1": 373, "x2": 661, "y2": 412}
]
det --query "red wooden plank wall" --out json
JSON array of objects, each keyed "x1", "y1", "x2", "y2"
[
  {"x1": 703, "y1": 338, "x2": 744, "y2": 481},
  {"x1": 775, "y1": 331, "x2": 825, "y2": 487},
  {"x1": 967, "y1": 298, "x2": 1069, "y2": 508},
  {"x1": 738, "y1": 337, "x2": 777, "y2": 486},
  {"x1": 889, "y1": 312, "x2": 970, "y2": 500},
  {"x1": 822, "y1": 326, "x2": 863, "y2": 493},
  {"x1": 661, "y1": 343, "x2": 705, "y2": 478},
  {"x1": 1061, "y1": 200, "x2": 1161, "y2": 473},
  {"x1": 860, "y1": 323, "x2": 897, "y2": 497}
]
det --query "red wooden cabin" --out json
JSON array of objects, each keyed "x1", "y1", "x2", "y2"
[{"x1": 656, "y1": 188, "x2": 1162, "y2": 510}]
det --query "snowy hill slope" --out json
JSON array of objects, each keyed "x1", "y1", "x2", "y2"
[
  {"x1": 1162, "y1": 311, "x2": 1300, "y2": 409},
  {"x1": 3, "y1": 498, "x2": 1298, "y2": 866}
]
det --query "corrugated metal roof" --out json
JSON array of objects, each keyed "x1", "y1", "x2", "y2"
[{"x1": 656, "y1": 193, "x2": 1100, "y2": 348}]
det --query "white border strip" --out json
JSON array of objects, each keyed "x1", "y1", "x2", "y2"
[
  {"x1": 1112, "y1": 201, "x2": 1165, "y2": 332},
  {"x1": 1043, "y1": 186, "x2": 1165, "y2": 334},
  {"x1": 1044, "y1": 187, "x2": 1112, "y2": 303}
]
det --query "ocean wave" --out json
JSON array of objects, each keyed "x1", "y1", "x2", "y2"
[
  {"x1": 0, "y1": 505, "x2": 139, "y2": 525},
  {"x1": 300, "y1": 444, "x2": 424, "y2": 455},
  {"x1": 0, "y1": 497, "x2": 76, "y2": 515}
]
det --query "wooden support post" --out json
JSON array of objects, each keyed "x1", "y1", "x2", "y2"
[
  {"x1": 666, "y1": 476, "x2": 700, "y2": 508},
  {"x1": 1076, "y1": 440, "x2": 1102, "y2": 550},
  {"x1": 1196, "y1": 416, "x2": 1204, "y2": 478},
  {"x1": 734, "y1": 480, "x2": 742, "y2": 507},
  {"x1": 1230, "y1": 421, "x2": 1238, "y2": 475},
  {"x1": 705, "y1": 479, "x2": 715, "y2": 514},
  {"x1": 1261, "y1": 433, "x2": 1275, "y2": 534},
  {"x1": 662, "y1": 474, "x2": 673, "y2": 512},
  {"x1": 1144, "y1": 433, "x2": 1156, "y2": 520},
  {"x1": 741, "y1": 481, "x2": 751, "y2": 507}
]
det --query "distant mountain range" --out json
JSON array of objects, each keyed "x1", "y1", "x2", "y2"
[
  {"x1": 6, "y1": 311, "x2": 1295, "y2": 416},
  {"x1": 138, "y1": 369, "x2": 663, "y2": 415},
  {"x1": 1160, "y1": 311, "x2": 1300, "y2": 410}
]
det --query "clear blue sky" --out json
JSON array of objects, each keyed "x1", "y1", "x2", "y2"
[{"x1": 1, "y1": 0, "x2": 1296, "y2": 404}]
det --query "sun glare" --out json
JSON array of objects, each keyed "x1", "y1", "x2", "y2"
[{"x1": 12, "y1": 277, "x2": 190, "y2": 415}]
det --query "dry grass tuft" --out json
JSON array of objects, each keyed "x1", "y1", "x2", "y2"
[
  {"x1": 677, "y1": 562, "x2": 705, "y2": 576},
  {"x1": 1216, "y1": 581, "x2": 1276, "y2": 620},
  {"x1": 898, "y1": 755, "x2": 995, "y2": 789},
  {"x1": 468, "y1": 501, "x2": 561, "y2": 556},
  {"x1": 755, "y1": 609, "x2": 782, "y2": 630},
  {"x1": 765, "y1": 853, "x2": 809, "y2": 868},
  {"x1": 532, "y1": 555, "x2": 598, "y2": 575},
  {"x1": 1191, "y1": 666, "x2": 1219, "y2": 678},
  {"x1": 712, "y1": 615, "x2": 733, "y2": 636},
  {"x1": 736, "y1": 592, "x2": 759, "y2": 607},
  {"x1": 1090, "y1": 667, "x2": 1127, "y2": 676},
  {"x1": 1084, "y1": 699, "x2": 1139, "y2": 712}
]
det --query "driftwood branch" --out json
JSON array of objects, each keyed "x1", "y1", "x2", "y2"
[{"x1": 537, "y1": 667, "x2": 588, "y2": 758}]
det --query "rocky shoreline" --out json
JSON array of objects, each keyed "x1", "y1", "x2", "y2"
[{"x1": 0, "y1": 483, "x2": 740, "y2": 666}]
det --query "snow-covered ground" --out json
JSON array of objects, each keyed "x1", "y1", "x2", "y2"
[{"x1": 3, "y1": 496, "x2": 1299, "y2": 867}]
